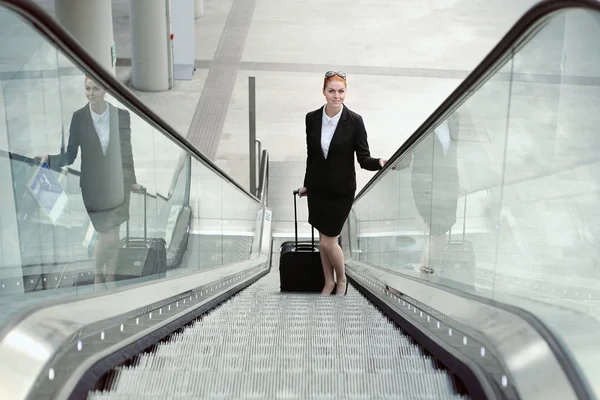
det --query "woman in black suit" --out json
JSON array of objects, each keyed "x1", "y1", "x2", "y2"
[
  {"x1": 410, "y1": 113, "x2": 461, "y2": 275},
  {"x1": 40, "y1": 76, "x2": 139, "y2": 284},
  {"x1": 298, "y1": 71, "x2": 387, "y2": 295}
]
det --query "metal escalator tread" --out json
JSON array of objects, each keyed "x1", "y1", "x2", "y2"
[{"x1": 87, "y1": 270, "x2": 468, "y2": 400}]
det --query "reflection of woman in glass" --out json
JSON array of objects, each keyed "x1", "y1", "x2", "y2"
[
  {"x1": 298, "y1": 71, "x2": 387, "y2": 295},
  {"x1": 410, "y1": 113, "x2": 461, "y2": 275},
  {"x1": 41, "y1": 76, "x2": 139, "y2": 283}
]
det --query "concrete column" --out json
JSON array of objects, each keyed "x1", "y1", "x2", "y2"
[
  {"x1": 130, "y1": 0, "x2": 170, "y2": 91},
  {"x1": 172, "y1": 0, "x2": 195, "y2": 80},
  {"x1": 54, "y1": 0, "x2": 115, "y2": 74},
  {"x1": 195, "y1": 0, "x2": 205, "y2": 19}
]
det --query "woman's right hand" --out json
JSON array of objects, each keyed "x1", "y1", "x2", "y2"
[
  {"x1": 35, "y1": 155, "x2": 48, "y2": 165},
  {"x1": 298, "y1": 187, "x2": 307, "y2": 197}
]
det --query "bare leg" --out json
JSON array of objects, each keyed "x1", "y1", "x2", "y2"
[
  {"x1": 420, "y1": 232, "x2": 447, "y2": 277},
  {"x1": 94, "y1": 227, "x2": 121, "y2": 284},
  {"x1": 420, "y1": 233, "x2": 432, "y2": 270},
  {"x1": 320, "y1": 234, "x2": 347, "y2": 295},
  {"x1": 418, "y1": 220, "x2": 430, "y2": 273},
  {"x1": 103, "y1": 226, "x2": 121, "y2": 282},
  {"x1": 420, "y1": 236, "x2": 429, "y2": 269},
  {"x1": 94, "y1": 231, "x2": 109, "y2": 284},
  {"x1": 429, "y1": 233, "x2": 447, "y2": 268},
  {"x1": 428, "y1": 233, "x2": 447, "y2": 284},
  {"x1": 319, "y1": 232, "x2": 336, "y2": 295}
]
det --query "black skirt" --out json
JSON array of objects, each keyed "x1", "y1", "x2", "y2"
[
  {"x1": 307, "y1": 189, "x2": 354, "y2": 237},
  {"x1": 413, "y1": 192, "x2": 458, "y2": 236},
  {"x1": 87, "y1": 193, "x2": 131, "y2": 233}
]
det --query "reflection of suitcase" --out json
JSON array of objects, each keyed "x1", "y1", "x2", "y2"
[
  {"x1": 279, "y1": 190, "x2": 324, "y2": 293},
  {"x1": 115, "y1": 188, "x2": 167, "y2": 281},
  {"x1": 439, "y1": 195, "x2": 476, "y2": 289}
]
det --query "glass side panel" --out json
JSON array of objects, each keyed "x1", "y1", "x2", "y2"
[
  {"x1": 349, "y1": 8, "x2": 600, "y2": 395},
  {"x1": 0, "y1": 7, "x2": 262, "y2": 323},
  {"x1": 353, "y1": 60, "x2": 512, "y2": 297}
]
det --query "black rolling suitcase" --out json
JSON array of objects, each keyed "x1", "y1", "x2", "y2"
[
  {"x1": 115, "y1": 187, "x2": 167, "y2": 281},
  {"x1": 279, "y1": 190, "x2": 324, "y2": 292}
]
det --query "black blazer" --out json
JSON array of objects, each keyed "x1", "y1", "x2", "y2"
[
  {"x1": 410, "y1": 112, "x2": 460, "y2": 196},
  {"x1": 303, "y1": 105, "x2": 381, "y2": 196},
  {"x1": 403, "y1": 110, "x2": 461, "y2": 231},
  {"x1": 48, "y1": 103, "x2": 137, "y2": 212}
]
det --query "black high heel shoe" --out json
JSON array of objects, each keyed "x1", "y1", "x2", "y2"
[
  {"x1": 323, "y1": 281, "x2": 337, "y2": 295},
  {"x1": 336, "y1": 279, "x2": 348, "y2": 296}
]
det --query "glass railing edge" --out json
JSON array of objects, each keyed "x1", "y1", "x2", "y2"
[
  {"x1": 345, "y1": 258, "x2": 591, "y2": 400},
  {"x1": 0, "y1": 149, "x2": 177, "y2": 205},
  {"x1": 353, "y1": 0, "x2": 600, "y2": 204},
  {"x1": 0, "y1": 167, "x2": 274, "y2": 398},
  {"x1": 0, "y1": 258, "x2": 272, "y2": 400},
  {"x1": 0, "y1": 0, "x2": 261, "y2": 204}
]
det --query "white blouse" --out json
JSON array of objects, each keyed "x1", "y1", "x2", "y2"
[
  {"x1": 90, "y1": 102, "x2": 110, "y2": 155},
  {"x1": 434, "y1": 119, "x2": 450, "y2": 156},
  {"x1": 321, "y1": 104, "x2": 343, "y2": 159}
]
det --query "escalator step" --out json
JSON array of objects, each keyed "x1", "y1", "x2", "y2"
[
  {"x1": 87, "y1": 271, "x2": 467, "y2": 399},
  {"x1": 127, "y1": 353, "x2": 437, "y2": 372}
]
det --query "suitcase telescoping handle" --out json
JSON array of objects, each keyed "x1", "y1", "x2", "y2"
[
  {"x1": 126, "y1": 186, "x2": 147, "y2": 245},
  {"x1": 292, "y1": 189, "x2": 315, "y2": 249}
]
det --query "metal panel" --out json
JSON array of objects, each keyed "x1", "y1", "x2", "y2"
[
  {"x1": 0, "y1": 207, "x2": 272, "y2": 400},
  {"x1": 346, "y1": 261, "x2": 579, "y2": 400}
]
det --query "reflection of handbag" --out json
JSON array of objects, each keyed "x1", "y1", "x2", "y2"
[
  {"x1": 56, "y1": 141, "x2": 81, "y2": 196},
  {"x1": 26, "y1": 162, "x2": 68, "y2": 223}
]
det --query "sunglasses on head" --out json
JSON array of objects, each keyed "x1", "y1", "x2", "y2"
[{"x1": 325, "y1": 71, "x2": 346, "y2": 79}]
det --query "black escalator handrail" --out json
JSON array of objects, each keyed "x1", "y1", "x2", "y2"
[
  {"x1": 0, "y1": 149, "x2": 170, "y2": 201},
  {"x1": 1, "y1": 0, "x2": 260, "y2": 204},
  {"x1": 2, "y1": 149, "x2": 81, "y2": 177},
  {"x1": 354, "y1": 0, "x2": 600, "y2": 203}
]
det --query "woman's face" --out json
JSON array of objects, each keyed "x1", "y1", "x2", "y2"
[
  {"x1": 85, "y1": 78, "x2": 106, "y2": 105},
  {"x1": 323, "y1": 80, "x2": 346, "y2": 109}
]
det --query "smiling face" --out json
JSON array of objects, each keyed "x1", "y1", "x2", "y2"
[
  {"x1": 322, "y1": 78, "x2": 346, "y2": 111},
  {"x1": 84, "y1": 77, "x2": 106, "y2": 106}
]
